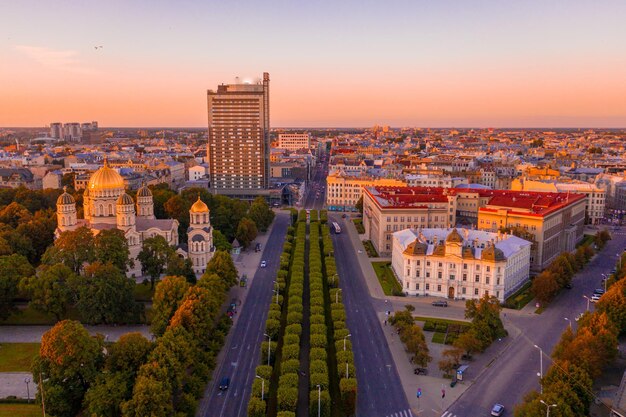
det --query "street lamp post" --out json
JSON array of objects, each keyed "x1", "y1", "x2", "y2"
[
  {"x1": 540, "y1": 400, "x2": 557, "y2": 417},
  {"x1": 346, "y1": 361, "x2": 349, "y2": 378},
  {"x1": 273, "y1": 280, "x2": 280, "y2": 304},
  {"x1": 564, "y1": 317, "x2": 571, "y2": 330},
  {"x1": 317, "y1": 384, "x2": 321, "y2": 417},
  {"x1": 336, "y1": 288, "x2": 342, "y2": 304},
  {"x1": 533, "y1": 345, "x2": 543, "y2": 394},
  {"x1": 255, "y1": 375, "x2": 265, "y2": 401},
  {"x1": 264, "y1": 333, "x2": 271, "y2": 366},
  {"x1": 24, "y1": 377, "x2": 30, "y2": 403},
  {"x1": 583, "y1": 295, "x2": 591, "y2": 312},
  {"x1": 343, "y1": 334, "x2": 352, "y2": 351}
]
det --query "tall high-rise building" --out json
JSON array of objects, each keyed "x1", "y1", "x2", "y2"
[
  {"x1": 50, "y1": 123, "x2": 62, "y2": 139},
  {"x1": 207, "y1": 73, "x2": 270, "y2": 196}
]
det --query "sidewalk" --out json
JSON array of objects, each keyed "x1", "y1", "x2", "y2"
[{"x1": 0, "y1": 372, "x2": 37, "y2": 399}]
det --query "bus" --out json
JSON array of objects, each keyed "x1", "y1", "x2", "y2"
[{"x1": 331, "y1": 221, "x2": 341, "y2": 234}]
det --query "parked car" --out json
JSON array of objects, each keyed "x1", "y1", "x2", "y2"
[
  {"x1": 594, "y1": 288, "x2": 605, "y2": 295},
  {"x1": 432, "y1": 300, "x2": 448, "y2": 307},
  {"x1": 219, "y1": 377, "x2": 230, "y2": 390},
  {"x1": 260, "y1": 260, "x2": 267, "y2": 268},
  {"x1": 491, "y1": 403, "x2": 505, "y2": 416},
  {"x1": 591, "y1": 294, "x2": 601, "y2": 302}
]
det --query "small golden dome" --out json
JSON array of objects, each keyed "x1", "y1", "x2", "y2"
[
  {"x1": 88, "y1": 159, "x2": 124, "y2": 191},
  {"x1": 190, "y1": 196, "x2": 209, "y2": 213},
  {"x1": 56, "y1": 186, "x2": 75, "y2": 205},
  {"x1": 137, "y1": 183, "x2": 152, "y2": 197},
  {"x1": 117, "y1": 192, "x2": 134, "y2": 206}
]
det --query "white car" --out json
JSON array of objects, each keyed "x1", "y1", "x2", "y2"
[
  {"x1": 491, "y1": 404, "x2": 505, "y2": 416},
  {"x1": 591, "y1": 294, "x2": 601, "y2": 302},
  {"x1": 260, "y1": 261, "x2": 267, "y2": 268}
]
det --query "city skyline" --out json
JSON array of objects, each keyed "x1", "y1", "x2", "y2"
[{"x1": 1, "y1": 0, "x2": 626, "y2": 128}]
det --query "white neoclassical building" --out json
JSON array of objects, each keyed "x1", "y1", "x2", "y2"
[
  {"x1": 56, "y1": 160, "x2": 214, "y2": 277},
  {"x1": 391, "y1": 228, "x2": 531, "y2": 302}
]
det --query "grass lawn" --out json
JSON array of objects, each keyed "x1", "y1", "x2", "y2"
[
  {"x1": 372, "y1": 262, "x2": 402, "y2": 296},
  {"x1": 0, "y1": 404, "x2": 42, "y2": 417},
  {"x1": 576, "y1": 234, "x2": 595, "y2": 248},
  {"x1": 414, "y1": 316, "x2": 470, "y2": 326},
  {"x1": 363, "y1": 240, "x2": 379, "y2": 258},
  {"x1": 0, "y1": 305, "x2": 82, "y2": 326},
  {"x1": 134, "y1": 282, "x2": 155, "y2": 301},
  {"x1": 352, "y1": 219, "x2": 365, "y2": 234},
  {"x1": 432, "y1": 332, "x2": 446, "y2": 344},
  {"x1": 0, "y1": 343, "x2": 40, "y2": 372},
  {"x1": 504, "y1": 281, "x2": 534, "y2": 310}
]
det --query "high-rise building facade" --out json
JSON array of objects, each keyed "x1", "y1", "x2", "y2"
[
  {"x1": 50, "y1": 123, "x2": 62, "y2": 139},
  {"x1": 207, "y1": 73, "x2": 270, "y2": 195}
]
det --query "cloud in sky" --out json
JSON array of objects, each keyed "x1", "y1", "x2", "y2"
[{"x1": 14, "y1": 45, "x2": 97, "y2": 74}]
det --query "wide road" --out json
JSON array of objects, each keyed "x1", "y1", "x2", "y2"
[
  {"x1": 446, "y1": 227, "x2": 626, "y2": 417},
  {"x1": 196, "y1": 214, "x2": 289, "y2": 417},
  {"x1": 303, "y1": 151, "x2": 327, "y2": 210},
  {"x1": 331, "y1": 214, "x2": 413, "y2": 417}
]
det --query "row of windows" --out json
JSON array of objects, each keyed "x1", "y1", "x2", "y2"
[
  {"x1": 406, "y1": 270, "x2": 501, "y2": 285},
  {"x1": 406, "y1": 282, "x2": 496, "y2": 297},
  {"x1": 406, "y1": 260, "x2": 500, "y2": 273}
]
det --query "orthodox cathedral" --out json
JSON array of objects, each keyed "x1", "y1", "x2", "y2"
[{"x1": 55, "y1": 160, "x2": 214, "y2": 276}]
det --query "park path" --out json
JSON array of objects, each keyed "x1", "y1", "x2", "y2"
[{"x1": 0, "y1": 325, "x2": 151, "y2": 343}]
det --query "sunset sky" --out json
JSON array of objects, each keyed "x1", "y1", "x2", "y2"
[{"x1": 1, "y1": 0, "x2": 625, "y2": 128}]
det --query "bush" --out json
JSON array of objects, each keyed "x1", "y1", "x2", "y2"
[
  {"x1": 281, "y1": 359, "x2": 300, "y2": 375},
  {"x1": 338, "y1": 362, "x2": 356, "y2": 379},
  {"x1": 339, "y1": 378, "x2": 357, "y2": 416},
  {"x1": 336, "y1": 350, "x2": 354, "y2": 365},
  {"x1": 310, "y1": 323, "x2": 327, "y2": 335},
  {"x1": 279, "y1": 372, "x2": 299, "y2": 388},
  {"x1": 310, "y1": 359, "x2": 328, "y2": 375},
  {"x1": 265, "y1": 318, "x2": 281, "y2": 339},
  {"x1": 309, "y1": 390, "x2": 331, "y2": 417},
  {"x1": 286, "y1": 311, "x2": 303, "y2": 325},
  {"x1": 332, "y1": 309, "x2": 346, "y2": 322},
  {"x1": 333, "y1": 320, "x2": 346, "y2": 330},
  {"x1": 282, "y1": 343, "x2": 300, "y2": 361},
  {"x1": 310, "y1": 333, "x2": 327, "y2": 349},
  {"x1": 310, "y1": 314, "x2": 326, "y2": 325},
  {"x1": 255, "y1": 365, "x2": 273, "y2": 380},
  {"x1": 423, "y1": 321, "x2": 435, "y2": 331},
  {"x1": 267, "y1": 310, "x2": 281, "y2": 321},
  {"x1": 261, "y1": 341, "x2": 277, "y2": 365},
  {"x1": 288, "y1": 303, "x2": 303, "y2": 314},
  {"x1": 252, "y1": 377, "x2": 267, "y2": 399},
  {"x1": 285, "y1": 323, "x2": 302, "y2": 336},
  {"x1": 334, "y1": 328, "x2": 350, "y2": 341},
  {"x1": 277, "y1": 386, "x2": 299, "y2": 412},
  {"x1": 310, "y1": 305, "x2": 325, "y2": 316},
  {"x1": 336, "y1": 339, "x2": 351, "y2": 352},
  {"x1": 283, "y1": 334, "x2": 300, "y2": 346},
  {"x1": 310, "y1": 372, "x2": 329, "y2": 391},
  {"x1": 277, "y1": 412, "x2": 296, "y2": 417},
  {"x1": 310, "y1": 347, "x2": 327, "y2": 362},
  {"x1": 247, "y1": 397, "x2": 266, "y2": 417}
]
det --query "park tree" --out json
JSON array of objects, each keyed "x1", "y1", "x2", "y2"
[
  {"x1": 74, "y1": 262, "x2": 141, "y2": 324},
  {"x1": 137, "y1": 235, "x2": 175, "y2": 288},
  {"x1": 84, "y1": 372, "x2": 130, "y2": 417},
  {"x1": 121, "y1": 362, "x2": 174, "y2": 417},
  {"x1": 168, "y1": 286, "x2": 216, "y2": 348},
  {"x1": 542, "y1": 360, "x2": 594, "y2": 416},
  {"x1": 549, "y1": 254, "x2": 574, "y2": 287},
  {"x1": 211, "y1": 195, "x2": 249, "y2": 241},
  {"x1": 0, "y1": 224, "x2": 34, "y2": 260},
  {"x1": 248, "y1": 196, "x2": 275, "y2": 232},
  {"x1": 453, "y1": 330, "x2": 482, "y2": 358},
  {"x1": 205, "y1": 250, "x2": 239, "y2": 287},
  {"x1": 236, "y1": 217, "x2": 258, "y2": 249},
  {"x1": 16, "y1": 210, "x2": 57, "y2": 263},
  {"x1": 151, "y1": 276, "x2": 191, "y2": 337},
  {"x1": 42, "y1": 226, "x2": 95, "y2": 274},
  {"x1": 0, "y1": 253, "x2": 35, "y2": 320},
  {"x1": 151, "y1": 185, "x2": 177, "y2": 219},
  {"x1": 531, "y1": 271, "x2": 560, "y2": 305},
  {"x1": 213, "y1": 229, "x2": 232, "y2": 251},
  {"x1": 106, "y1": 332, "x2": 154, "y2": 375},
  {"x1": 21, "y1": 263, "x2": 76, "y2": 320},
  {"x1": 32, "y1": 320, "x2": 104, "y2": 417},
  {"x1": 165, "y1": 252, "x2": 196, "y2": 284},
  {"x1": 0, "y1": 201, "x2": 32, "y2": 227},
  {"x1": 596, "y1": 277, "x2": 626, "y2": 332},
  {"x1": 465, "y1": 295, "x2": 506, "y2": 350},
  {"x1": 94, "y1": 228, "x2": 133, "y2": 272}
]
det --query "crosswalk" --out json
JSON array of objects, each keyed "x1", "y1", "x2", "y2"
[
  {"x1": 384, "y1": 410, "x2": 413, "y2": 417},
  {"x1": 440, "y1": 412, "x2": 458, "y2": 417}
]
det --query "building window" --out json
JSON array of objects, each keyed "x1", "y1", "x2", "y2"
[
  {"x1": 416, "y1": 260, "x2": 420, "y2": 266},
  {"x1": 485, "y1": 290, "x2": 489, "y2": 296},
  {"x1": 437, "y1": 284, "x2": 441, "y2": 292},
  {"x1": 486, "y1": 266, "x2": 491, "y2": 272},
  {"x1": 450, "y1": 274, "x2": 455, "y2": 281},
  {"x1": 462, "y1": 287, "x2": 466, "y2": 294},
  {"x1": 475, "y1": 275, "x2": 480, "y2": 282},
  {"x1": 426, "y1": 283, "x2": 430, "y2": 290},
  {"x1": 407, "y1": 269, "x2": 411, "y2": 276},
  {"x1": 416, "y1": 270, "x2": 420, "y2": 277},
  {"x1": 463, "y1": 263, "x2": 468, "y2": 270},
  {"x1": 426, "y1": 272, "x2": 430, "y2": 278},
  {"x1": 496, "y1": 291, "x2": 500, "y2": 298},
  {"x1": 497, "y1": 278, "x2": 500, "y2": 285},
  {"x1": 476, "y1": 265, "x2": 480, "y2": 271},
  {"x1": 438, "y1": 262, "x2": 443, "y2": 268},
  {"x1": 416, "y1": 283, "x2": 419, "y2": 290},
  {"x1": 474, "y1": 288, "x2": 479, "y2": 295},
  {"x1": 406, "y1": 281, "x2": 409, "y2": 289},
  {"x1": 486, "y1": 277, "x2": 490, "y2": 285},
  {"x1": 426, "y1": 261, "x2": 431, "y2": 267},
  {"x1": 463, "y1": 273, "x2": 467, "y2": 281},
  {"x1": 438, "y1": 271, "x2": 442, "y2": 279}
]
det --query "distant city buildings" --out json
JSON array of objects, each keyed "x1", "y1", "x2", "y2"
[
  {"x1": 392, "y1": 227, "x2": 531, "y2": 302},
  {"x1": 277, "y1": 133, "x2": 311, "y2": 151},
  {"x1": 49, "y1": 121, "x2": 98, "y2": 142},
  {"x1": 207, "y1": 73, "x2": 271, "y2": 199}
]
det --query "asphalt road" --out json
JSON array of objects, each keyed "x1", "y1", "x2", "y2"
[
  {"x1": 447, "y1": 228, "x2": 626, "y2": 417},
  {"x1": 331, "y1": 214, "x2": 413, "y2": 417},
  {"x1": 303, "y1": 153, "x2": 327, "y2": 210},
  {"x1": 196, "y1": 214, "x2": 289, "y2": 417}
]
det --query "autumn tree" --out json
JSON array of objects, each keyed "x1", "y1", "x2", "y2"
[
  {"x1": 73, "y1": 262, "x2": 141, "y2": 324},
  {"x1": 453, "y1": 330, "x2": 482, "y2": 358},
  {"x1": 31, "y1": 320, "x2": 104, "y2": 417},
  {"x1": 531, "y1": 271, "x2": 560, "y2": 305},
  {"x1": 0, "y1": 253, "x2": 35, "y2": 320},
  {"x1": 137, "y1": 235, "x2": 175, "y2": 288},
  {"x1": 21, "y1": 263, "x2": 76, "y2": 320},
  {"x1": 596, "y1": 277, "x2": 626, "y2": 332},
  {"x1": 42, "y1": 226, "x2": 95, "y2": 274},
  {"x1": 94, "y1": 228, "x2": 133, "y2": 272},
  {"x1": 165, "y1": 253, "x2": 196, "y2": 284},
  {"x1": 205, "y1": 250, "x2": 239, "y2": 287},
  {"x1": 151, "y1": 276, "x2": 191, "y2": 337},
  {"x1": 465, "y1": 295, "x2": 507, "y2": 351}
]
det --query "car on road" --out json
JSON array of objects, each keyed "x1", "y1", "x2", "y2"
[
  {"x1": 432, "y1": 300, "x2": 448, "y2": 307},
  {"x1": 491, "y1": 403, "x2": 505, "y2": 416},
  {"x1": 591, "y1": 294, "x2": 601, "y2": 302},
  {"x1": 594, "y1": 288, "x2": 605, "y2": 295},
  {"x1": 260, "y1": 260, "x2": 267, "y2": 268},
  {"x1": 219, "y1": 377, "x2": 230, "y2": 390}
]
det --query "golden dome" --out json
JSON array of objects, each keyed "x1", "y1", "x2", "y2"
[
  {"x1": 117, "y1": 192, "x2": 134, "y2": 206},
  {"x1": 56, "y1": 186, "x2": 75, "y2": 205},
  {"x1": 190, "y1": 196, "x2": 209, "y2": 213},
  {"x1": 88, "y1": 160, "x2": 124, "y2": 191}
]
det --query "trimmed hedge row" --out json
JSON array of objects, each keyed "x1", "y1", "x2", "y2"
[
  {"x1": 321, "y1": 224, "x2": 357, "y2": 416},
  {"x1": 247, "y1": 223, "x2": 300, "y2": 416}
]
